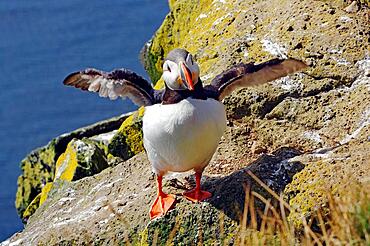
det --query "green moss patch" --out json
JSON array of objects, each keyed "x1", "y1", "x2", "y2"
[
  {"x1": 108, "y1": 107, "x2": 145, "y2": 160},
  {"x1": 55, "y1": 138, "x2": 109, "y2": 181},
  {"x1": 15, "y1": 144, "x2": 56, "y2": 221}
]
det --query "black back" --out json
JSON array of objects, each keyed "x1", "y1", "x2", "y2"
[{"x1": 161, "y1": 80, "x2": 209, "y2": 104}]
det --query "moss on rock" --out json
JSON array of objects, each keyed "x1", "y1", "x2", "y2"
[
  {"x1": 22, "y1": 193, "x2": 41, "y2": 221},
  {"x1": 8, "y1": 0, "x2": 370, "y2": 243},
  {"x1": 108, "y1": 107, "x2": 145, "y2": 160},
  {"x1": 39, "y1": 182, "x2": 53, "y2": 206},
  {"x1": 23, "y1": 181, "x2": 53, "y2": 221},
  {"x1": 284, "y1": 161, "x2": 335, "y2": 229},
  {"x1": 284, "y1": 138, "x2": 370, "y2": 229},
  {"x1": 20, "y1": 138, "x2": 110, "y2": 220},
  {"x1": 144, "y1": 204, "x2": 238, "y2": 245},
  {"x1": 140, "y1": 0, "x2": 370, "y2": 237},
  {"x1": 142, "y1": 0, "x2": 241, "y2": 84},
  {"x1": 55, "y1": 138, "x2": 109, "y2": 181},
  {"x1": 15, "y1": 114, "x2": 131, "y2": 221},
  {"x1": 4, "y1": 146, "x2": 306, "y2": 245},
  {"x1": 15, "y1": 143, "x2": 56, "y2": 221}
]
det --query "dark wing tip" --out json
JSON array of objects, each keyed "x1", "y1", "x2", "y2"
[
  {"x1": 257, "y1": 58, "x2": 309, "y2": 71},
  {"x1": 211, "y1": 57, "x2": 309, "y2": 100},
  {"x1": 63, "y1": 71, "x2": 81, "y2": 86},
  {"x1": 63, "y1": 68, "x2": 103, "y2": 91},
  {"x1": 282, "y1": 58, "x2": 309, "y2": 71},
  {"x1": 62, "y1": 71, "x2": 90, "y2": 91}
]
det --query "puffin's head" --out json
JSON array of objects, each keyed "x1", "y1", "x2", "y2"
[{"x1": 162, "y1": 48, "x2": 200, "y2": 91}]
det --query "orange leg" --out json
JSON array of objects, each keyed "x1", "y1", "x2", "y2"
[
  {"x1": 183, "y1": 172, "x2": 212, "y2": 202},
  {"x1": 150, "y1": 175, "x2": 176, "y2": 220}
]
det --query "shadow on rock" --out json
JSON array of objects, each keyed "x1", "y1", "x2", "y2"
[
  {"x1": 203, "y1": 147, "x2": 304, "y2": 223},
  {"x1": 144, "y1": 147, "x2": 304, "y2": 245}
]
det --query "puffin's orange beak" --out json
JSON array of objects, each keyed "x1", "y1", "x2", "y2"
[{"x1": 180, "y1": 63, "x2": 194, "y2": 90}]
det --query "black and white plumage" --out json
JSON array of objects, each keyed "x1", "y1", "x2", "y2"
[
  {"x1": 63, "y1": 48, "x2": 307, "y2": 219},
  {"x1": 63, "y1": 68, "x2": 160, "y2": 106},
  {"x1": 204, "y1": 58, "x2": 308, "y2": 100},
  {"x1": 63, "y1": 50, "x2": 307, "y2": 105}
]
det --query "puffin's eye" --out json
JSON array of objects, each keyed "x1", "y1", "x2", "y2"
[
  {"x1": 164, "y1": 62, "x2": 171, "y2": 72},
  {"x1": 186, "y1": 54, "x2": 193, "y2": 65}
]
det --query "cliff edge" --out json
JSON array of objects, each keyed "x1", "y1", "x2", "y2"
[{"x1": 4, "y1": 0, "x2": 369, "y2": 245}]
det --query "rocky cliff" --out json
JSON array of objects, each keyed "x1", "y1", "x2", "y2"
[{"x1": 4, "y1": 0, "x2": 369, "y2": 245}]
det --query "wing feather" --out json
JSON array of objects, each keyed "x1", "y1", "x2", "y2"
[
  {"x1": 206, "y1": 58, "x2": 308, "y2": 100},
  {"x1": 63, "y1": 68, "x2": 155, "y2": 106}
]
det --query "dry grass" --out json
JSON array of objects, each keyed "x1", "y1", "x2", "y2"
[
  {"x1": 47, "y1": 172, "x2": 368, "y2": 245},
  {"x1": 139, "y1": 170, "x2": 369, "y2": 245},
  {"x1": 235, "y1": 171, "x2": 370, "y2": 246},
  {"x1": 144, "y1": 170, "x2": 369, "y2": 245}
]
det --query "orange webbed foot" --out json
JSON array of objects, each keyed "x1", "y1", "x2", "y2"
[
  {"x1": 150, "y1": 193, "x2": 176, "y2": 220},
  {"x1": 182, "y1": 171, "x2": 211, "y2": 202},
  {"x1": 183, "y1": 189, "x2": 212, "y2": 203},
  {"x1": 150, "y1": 175, "x2": 176, "y2": 220}
]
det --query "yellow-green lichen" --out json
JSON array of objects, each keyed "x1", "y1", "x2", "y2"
[
  {"x1": 108, "y1": 107, "x2": 145, "y2": 160},
  {"x1": 15, "y1": 114, "x2": 134, "y2": 221},
  {"x1": 50, "y1": 138, "x2": 109, "y2": 183},
  {"x1": 141, "y1": 204, "x2": 239, "y2": 245},
  {"x1": 39, "y1": 182, "x2": 53, "y2": 206},
  {"x1": 144, "y1": 0, "x2": 369, "y2": 89},
  {"x1": 54, "y1": 141, "x2": 78, "y2": 181},
  {"x1": 144, "y1": 0, "x2": 243, "y2": 83},
  {"x1": 21, "y1": 139, "x2": 109, "y2": 220},
  {"x1": 15, "y1": 144, "x2": 56, "y2": 220},
  {"x1": 22, "y1": 193, "x2": 41, "y2": 220},
  {"x1": 284, "y1": 161, "x2": 338, "y2": 229}
]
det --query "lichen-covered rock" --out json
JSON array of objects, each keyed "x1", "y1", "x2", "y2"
[
  {"x1": 55, "y1": 138, "x2": 109, "y2": 181},
  {"x1": 282, "y1": 98, "x2": 370, "y2": 229},
  {"x1": 142, "y1": 0, "x2": 243, "y2": 84},
  {"x1": 108, "y1": 107, "x2": 145, "y2": 160},
  {"x1": 15, "y1": 144, "x2": 56, "y2": 222},
  {"x1": 21, "y1": 193, "x2": 41, "y2": 221},
  {"x1": 245, "y1": 62, "x2": 370, "y2": 228},
  {"x1": 15, "y1": 114, "x2": 130, "y2": 221},
  {"x1": 7, "y1": 0, "x2": 370, "y2": 243},
  {"x1": 39, "y1": 182, "x2": 53, "y2": 206},
  {"x1": 21, "y1": 138, "x2": 109, "y2": 221},
  {"x1": 142, "y1": 0, "x2": 369, "y2": 115},
  {"x1": 2, "y1": 147, "x2": 305, "y2": 245},
  {"x1": 22, "y1": 182, "x2": 54, "y2": 222},
  {"x1": 142, "y1": 203, "x2": 239, "y2": 245},
  {"x1": 140, "y1": 0, "x2": 370, "y2": 236}
]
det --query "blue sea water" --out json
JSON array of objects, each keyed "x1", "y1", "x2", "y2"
[{"x1": 0, "y1": 0, "x2": 168, "y2": 241}]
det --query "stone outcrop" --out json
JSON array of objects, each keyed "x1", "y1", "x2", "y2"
[
  {"x1": 4, "y1": 148, "x2": 305, "y2": 245},
  {"x1": 141, "y1": 0, "x2": 370, "y2": 230},
  {"x1": 108, "y1": 107, "x2": 145, "y2": 160},
  {"x1": 54, "y1": 138, "x2": 109, "y2": 181},
  {"x1": 15, "y1": 113, "x2": 132, "y2": 221},
  {"x1": 5, "y1": 0, "x2": 370, "y2": 244}
]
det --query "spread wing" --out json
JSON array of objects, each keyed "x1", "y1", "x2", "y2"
[
  {"x1": 63, "y1": 68, "x2": 158, "y2": 106},
  {"x1": 204, "y1": 58, "x2": 308, "y2": 100}
]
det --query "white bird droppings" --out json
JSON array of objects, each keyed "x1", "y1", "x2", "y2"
[
  {"x1": 339, "y1": 16, "x2": 352, "y2": 22},
  {"x1": 303, "y1": 131, "x2": 322, "y2": 143},
  {"x1": 270, "y1": 76, "x2": 303, "y2": 92},
  {"x1": 261, "y1": 39, "x2": 288, "y2": 59},
  {"x1": 340, "y1": 107, "x2": 370, "y2": 145}
]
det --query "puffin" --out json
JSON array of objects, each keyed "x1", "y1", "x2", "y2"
[{"x1": 63, "y1": 48, "x2": 307, "y2": 219}]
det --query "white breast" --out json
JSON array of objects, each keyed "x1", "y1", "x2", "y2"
[{"x1": 143, "y1": 98, "x2": 227, "y2": 176}]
